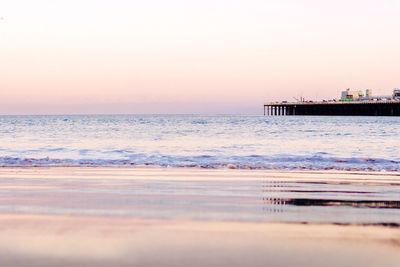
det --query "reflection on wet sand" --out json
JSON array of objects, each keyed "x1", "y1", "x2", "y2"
[
  {"x1": 262, "y1": 180, "x2": 400, "y2": 209},
  {"x1": 261, "y1": 176, "x2": 400, "y2": 225},
  {"x1": 283, "y1": 199, "x2": 400, "y2": 209},
  {"x1": 0, "y1": 168, "x2": 399, "y2": 267},
  {"x1": 0, "y1": 168, "x2": 398, "y2": 225}
]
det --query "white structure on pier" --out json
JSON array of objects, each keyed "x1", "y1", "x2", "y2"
[{"x1": 341, "y1": 88, "x2": 400, "y2": 101}]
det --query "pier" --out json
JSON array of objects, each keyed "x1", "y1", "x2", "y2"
[{"x1": 264, "y1": 101, "x2": 400, "y2": 116}]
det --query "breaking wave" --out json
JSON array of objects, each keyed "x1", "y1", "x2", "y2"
[{"x1": 1, "y1": 154, "x2": 400, "y2": 171}]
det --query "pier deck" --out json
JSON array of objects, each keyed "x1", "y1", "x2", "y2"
[{"x1": 264, "y1": 101, "x2": 400, "y2": 116}]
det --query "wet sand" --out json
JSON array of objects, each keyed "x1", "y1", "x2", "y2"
[
  {"x1": 0, "y1": 168, "x2": 399, "y2": 267},
  {"x1": 1, "y1": 215, "x2": 400, "y2": 267}
]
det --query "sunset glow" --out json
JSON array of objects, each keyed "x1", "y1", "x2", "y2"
[{"x1": 1, "y1": 0, "x2": 399, "y2": 114}]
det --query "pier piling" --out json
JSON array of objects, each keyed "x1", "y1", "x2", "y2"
[{"x1": 264, "y1": 101, "x2": 400, "y2": 116}]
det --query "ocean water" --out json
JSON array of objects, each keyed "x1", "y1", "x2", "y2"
[{"x1": 0, "y1": 115, "x2": 400, "y2": 171}]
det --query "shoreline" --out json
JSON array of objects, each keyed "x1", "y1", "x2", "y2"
[{"x1": 1, "y1": 165, "x2": 400, "y2": 174}]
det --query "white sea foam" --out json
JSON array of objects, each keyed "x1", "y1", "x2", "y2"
[{"x1": 0, "y1": 154, "x2": 399, "y2": 171}]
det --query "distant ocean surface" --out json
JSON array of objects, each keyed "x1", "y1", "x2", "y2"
[{"x1": 1, "y1": 115, "x2": 399, "y2": 171}]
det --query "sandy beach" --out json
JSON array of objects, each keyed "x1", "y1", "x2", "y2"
[
  {"x1": 1, "y1": 215, "x2": 399, "y2": 267},
  {"x1": 0, "y1": 168, "x2": 399, "y2": 267}
]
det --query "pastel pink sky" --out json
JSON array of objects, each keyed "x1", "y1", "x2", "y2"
[{"x1": 1, "y1": 0, "x2": 399, "y2": 114}]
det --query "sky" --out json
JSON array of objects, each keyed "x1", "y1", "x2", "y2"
[{"x1": 0, "y1": 0, "x2": 399, "y2": 114}]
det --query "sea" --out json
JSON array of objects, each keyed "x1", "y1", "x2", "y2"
[{"x1": 1, "y1": 115, "x2": 400, "y2": 171}]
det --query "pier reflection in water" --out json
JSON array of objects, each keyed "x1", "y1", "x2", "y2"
[
  {"x1": 261, "y1": 176, "x2": 400, "y2": 225},
  {"x1": 0, "y1": 169, "x2": 399, "y2": 226}
]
